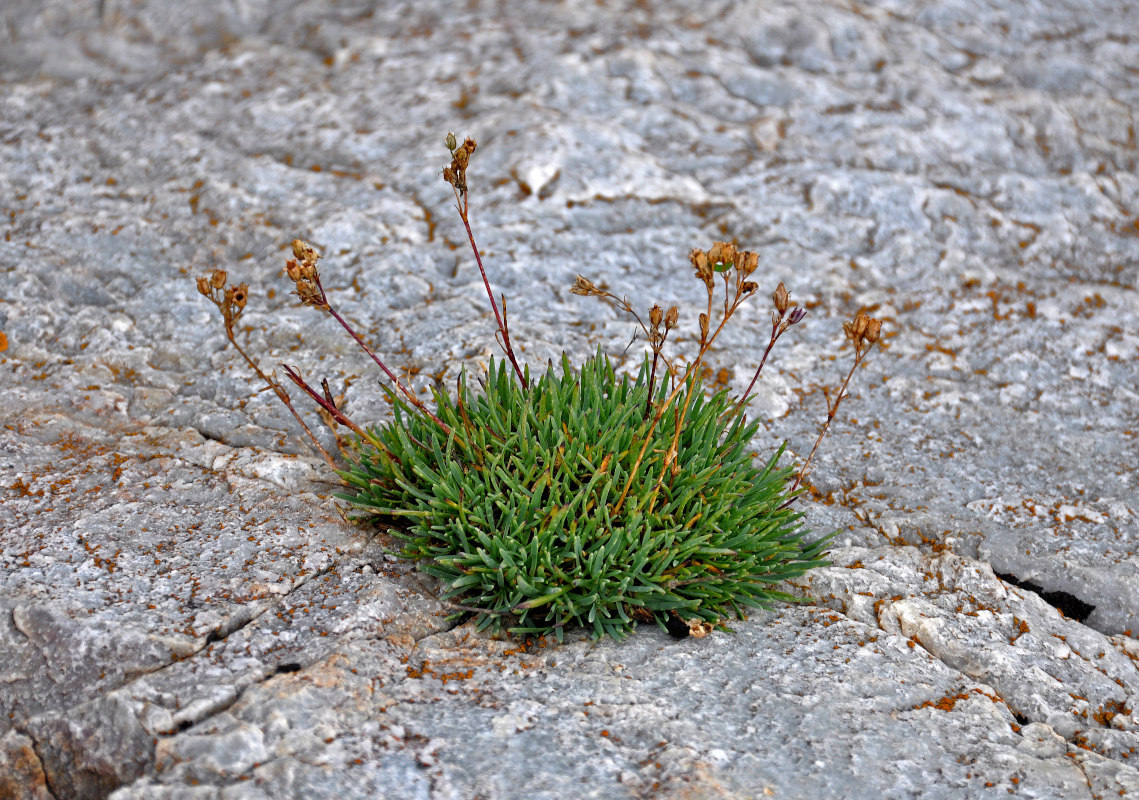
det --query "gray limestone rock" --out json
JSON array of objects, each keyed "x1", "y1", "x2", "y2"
[{"x1": 2, "y1": 0, "x2": 1138, "y2": 798}]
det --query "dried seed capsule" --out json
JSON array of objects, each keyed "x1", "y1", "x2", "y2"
[
  {"x1": 865, "y1": 318, "x2": 882, "y2": 344},
  {"x1": 773, "y1": 282, "x2": 790, "y2": 314},
  {"x1": 570, "y1": 275, "x2": 597, "y2": 296},
  {"x1": 742, "y1": 251, "x2": 759, "y2": 275}
]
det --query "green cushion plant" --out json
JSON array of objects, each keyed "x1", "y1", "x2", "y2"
[
  {"x1": 339, "y1": 353, "x2": 826, "y2": 641},
  {"x1": 197, "y1": 133, "x2": 884, "y2": 641}
]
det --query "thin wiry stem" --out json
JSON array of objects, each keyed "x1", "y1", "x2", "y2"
[
  {"x1": 785, "y1": 349, "x2": 868, "y2": 498},
  {"x1": 453, "y1": 186, "x2": 529, "y2": 389},
  {"x1": 313, "y1": 276, "x2": 452, "y2": 435}
]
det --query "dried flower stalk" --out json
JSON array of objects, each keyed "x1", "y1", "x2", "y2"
[
  {"x1": 444, "y1": 135, "x2": 529, "y2": 388},
  {"x1": 195, "y1": 268, "x2": 338, "y2": 471}
]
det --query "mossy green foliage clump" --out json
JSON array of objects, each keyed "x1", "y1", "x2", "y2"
[{"x1": 341, "y1": 353, "x2": 829, "y2": 641}]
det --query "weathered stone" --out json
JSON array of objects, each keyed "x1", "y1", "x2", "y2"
[
  {"x1": 21, "y1": 692, "x2": 153, "y2": 800},
  {"x1": 0, "y1": 730, "x2": 53, "y2": 800},
  {"x1": 1, "y1": 0, "x2": 1137, "y2": 797}
]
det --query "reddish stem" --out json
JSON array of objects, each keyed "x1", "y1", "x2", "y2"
[
  {"x1": 739, "y1": 319, "x2": 781, "y2": 409},
  {"x1": 317, "y1": 279, "x2": 452, "y2": 434},
  {"x1": 458, "y1": 206, "x2": 529, "y2": 388}
]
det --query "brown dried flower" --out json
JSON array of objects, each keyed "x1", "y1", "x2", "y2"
[
  {"x1": 865, "y1": 317, "x2": 882, "y2": 344},
  {"x1": 227, "y1": 284, "x2": 248, "y2": 311},
  {"x1": 686, "y1": 618, "x2": 716, "y2": 638},
  {"x1": 740, "y1": 251, "x2": 759, "y2": 276},
  {"x1": 844, "y1": 312, "x2": 869, "y2": 344},
  {"x1": 196, "y1": 268, "x2": 248, "y2": 335},
  {"x1": 570, "y1": 275, "x2": 600, "y2": 296},
  {"x1": 690, "y1": 248, "x2": 714, "y2": 291},
  {"x1": 443, "y1": 135, "x2": 479, "y2": 195},
  {"x1": 843, "y1": 311, "x2": 885, "y2": 355},
  {"x1": 286, "y1": 239, "x2": 326, "y2": 309},
  {"x1": 773, "y1": 282, "x2": 791, "y2": 314}
]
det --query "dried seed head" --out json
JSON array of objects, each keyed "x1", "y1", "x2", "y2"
[
  {"x1": 664, "y1": 305, "x2": 679, "y2": 330},
  {"x1": 773, "y1": 282, "x2": 790, "y2": 314},
  {"x1": 286, "y1": 241, "x2": 326, "y2": 309},
  {"x1": 865, "y1": 317, "x2": 882, "y2": 344},
  {"x1": 686, "y1": 618, "x2": 715, "y2": 638},
  {"x1": 196, "y1": 276, "x2": 211, "y2": 297},
  {"x1": 741, "y1": 251, "x2": 759, "y2": 276},
  {"x1": 788, "y1": 307, "x2": 808, "y2": 325},
  {"x1": 229, "y1": 284, "x2": 248, "y2": 310},
  {"x1": 291, "y1": 239, "x2": 319, "y2": 263},
  {"x1": 443, "y1": 135, "x2": 477, "y2": 194},
  {"x1": 210, "y1": 269, "x2": 227, "y2": 290},
  {"x1": 706, "y1": 242, "x2": 725, "y2": 267},
  {"x1": 844, "y1": 311, "x2": 870, "y2": 344},
  {"x1": 843, "y1": 311, "x2": 883, "y2": 354},
  {"x1": 699, "y1": 312, "x2": 709, "y2": 341},
  {"x1": 649, "y1": 304, "x2": 663, "y2": 328},
  {"x1": 690, "y1": 249, "x2": 714, "y2": 290},
  {"x1": 570, "y1": 275, "x2": 599, "y2": 296},
  {"x1": 742, "y1": 281, "x2": 758, "y2": 294}
]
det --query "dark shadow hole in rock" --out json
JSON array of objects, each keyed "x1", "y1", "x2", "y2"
[
  {"x1": 995, "y1": 572, "x2": 1096, "y2": 623},
  {"x1": 664, "y1": 615, "x2": 690, "y2": 639},
  {"x1": 275, "y1": 662, "x2": 303, "y2": 674},
  {"x1": 205, "y1": 629, "x2": 224, "y2": 643},
  {"x1": 1013, "y1": 711, "x2": 1029, "y2": 726}
]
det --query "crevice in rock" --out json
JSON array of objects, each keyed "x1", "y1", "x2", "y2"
[
  {"x1": 9, "y1": 605, "x2": 30, "y2": 640},
  {"x1": 14, "y1": 723, "x2": 61, "y2": 800},
  {"x1": 203, "y1": 600, "x2": 272, "y2": 644},
  {"x1": 994, "y1": 572, "x2": 1096, "y2": 623}
]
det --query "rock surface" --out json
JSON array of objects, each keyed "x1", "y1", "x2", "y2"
[{"x1": 1, "y1": 1, "x2": 1137, "y2": 798}]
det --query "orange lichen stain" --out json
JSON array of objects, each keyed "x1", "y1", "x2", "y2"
[
  {"x1": 0, "y1": 331, "x2": 7, "y2": 351},
  {"x1": 1009, "y1": 617, "x2": 1030, "y2": 644},
  {"x1": 914, "y1": 690, "x2": 971, "y2": 712},
  {"x1": 1092, "y1": 700, "x2": 1126, "y2": 727},
  {"x1": 1072, "y1": 293, "x2": 1106, "y2": 319},
  {"x1": 8, "y1": 476, "x2": 43, "y2": 498}
]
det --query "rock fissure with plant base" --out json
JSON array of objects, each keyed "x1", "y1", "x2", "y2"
[{"x1": 2, "y1": 1, "x2": 1138, "y2": 798}]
